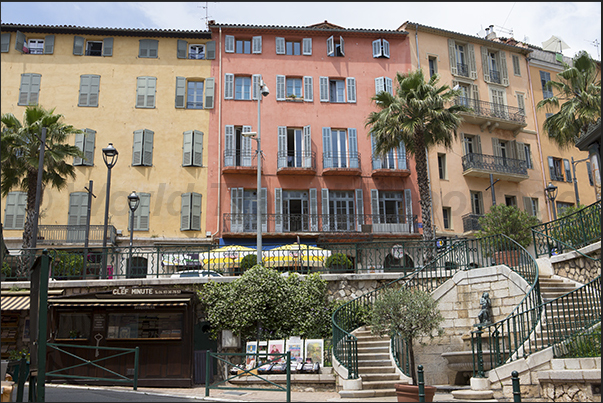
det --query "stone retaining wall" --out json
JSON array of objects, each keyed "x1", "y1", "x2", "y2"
[{"x1": 551, "y1": 242, "x2": 601, "y2": 284}]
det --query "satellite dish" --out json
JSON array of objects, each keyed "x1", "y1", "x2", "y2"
[{"x1": 542, "y1": 35, "x2": 570, "y2": 53}]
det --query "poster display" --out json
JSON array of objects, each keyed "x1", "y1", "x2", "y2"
[
  {"x1": 304, "y1": 339, "x2": 324, "y2": 367},
  {"x1": 285, "y1": 336, "x2": 303, "y2": 365},
  {"x1": 268, "y1": 339, "x2": 285, "y2": 362}
]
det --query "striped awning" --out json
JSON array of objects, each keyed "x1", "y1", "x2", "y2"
[
  {"x1": 48, "y1": 298, "x2": 191, "y2": 307},
  {"x1": 1, "y1": 295, "x2": 30, "y2": 311}
]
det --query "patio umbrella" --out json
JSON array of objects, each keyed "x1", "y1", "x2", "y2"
[
  {"x1": 262, "y1": 243, "x2": 331, "y2": 269},
  {"x1": 161, "y1": 252, "x2": 202, "y2": 268},
  {"x1": 542, "y1": 35, "x2": 570, "y2": 53},
  {"x1": 199, "y1": 245, "x2": 256, "y2": 271}
]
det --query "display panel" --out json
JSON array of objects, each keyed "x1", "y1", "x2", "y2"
[{"x1": 107, "y1": 312, "x2": 183, "y2": 340}]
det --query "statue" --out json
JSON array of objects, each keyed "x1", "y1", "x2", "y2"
[{"x1": 477, "y1": 292, "x2": 491, "y2": 324}]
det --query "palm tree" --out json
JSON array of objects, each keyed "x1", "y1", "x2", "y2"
[
  {"x1": 1, "y1": 105, "x2": 83, "y2": 249},
  {"x1": 537, "y1": 50, "x2": 601, "y2": 149},
  {"x1": 366, "y1": 69, "x2": 468, "y2": 241}
]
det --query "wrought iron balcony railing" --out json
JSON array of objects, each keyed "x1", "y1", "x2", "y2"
[
  {"x1": 277, "y1": 150, "x2": 316, "y2": 170},
  {"x1": 455, "y1": 97, "x2": 526, "y2": 124},
  {"x1": 457, "y1": 62, "x2": 469, "y2": 77},
  {"x1": 490, "y1": 70, "x2": 501, "y2": 84},
  {"x1": 462, "y1": 213, "x2": 482, "y2": 233},
  {"x1": 36, "y1": 225, "x2": 117, "y2": 245},
  {"x1": 462, "y1": 153, "x2": 528, "y2": 176},
  {"x1": 371, "y1": 155, "x2": 408, "y2": 171},
  {"x1": 223, "y1": 150, "x2": 258, "y2": 169},
  {"x1": 322, "y1": 152, "x2": 361, "y2": 170}
]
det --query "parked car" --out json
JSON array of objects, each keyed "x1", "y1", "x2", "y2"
[{"x1": 170, "y1": 270, "x2": 223, "y2": 278}]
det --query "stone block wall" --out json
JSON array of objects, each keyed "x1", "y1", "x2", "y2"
[{"x1": 551, "y1": 242, "x2": 601, "y2": 284}]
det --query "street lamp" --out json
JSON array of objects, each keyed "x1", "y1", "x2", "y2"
[
  {"x1": 101, "y1": 143, "x2": 118, "y2": 278},
  {"x1": 242, "y1": 78, "x2": 269, "y2": 265},
  {"x1": 571, "y1": 156, "x2": 589, "y2": 206},
  {"x1": 127, "y1": 191, "x2": 140, "y2": 278},
  {"x1": 544, "y1": 182, "x2": 559, "y2": 220}
]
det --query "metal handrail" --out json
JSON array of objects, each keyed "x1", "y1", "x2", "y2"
[
  {"x1": 322, "y1": 152, "x2": 361, "y2": 169},
  {"x1": 276, "y1": 150, "x2": 316, "y2": 170},
  {"x1": 462, "y1": 153, "x2": 528, "y2": 176},
  {"x1": 454, "y1": 97, "x2": 526, "y2": 124}
]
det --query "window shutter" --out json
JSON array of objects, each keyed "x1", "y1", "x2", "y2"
[
  {"x1": 183, "y1": 130, "x2": 193, "y2": 166},
  {"x1": 15, "y1": 31, "x2": 26, "y2": 53},
  {"x1": 371, "y1": 189, "x2": 380, "y2": 224},
  {"x1": 225, "y1": 35, "x2": 234, "y2": 53},
  {"x1": 224, "y1": 73, "x2": 234, "y2": 99},
  {"x1": 383, "y1": 39, "x2": 390, "y2": 58},
  {"x1": 319, "y1": 77, "x2": 329, "y2": 102},
  {"x1": 73, "y1": 132, "x2": 85, "y2": 165},
  {"x1": 586, "y1": 161, "x2": 594, "y2": 185},
  {"x1": 139, "y1": 39, "x2": 158, "y2": 58},
  {"x1": 252, "y1": 36, "x2": 262, "y2": 54},
  {"x1": 102, "y1": 37, "x2": 113, "y2": 56},
  {"x1": 175, "y1": 76, "x2": 186, "y2": 108},
  {"x1": 224, "y1": 125, "x2": 234, "y2": 166},
  {"x1": 397, "y1": 142, "x2": 407, "y2": 169},
  {"x1": 339, "y1": 36, "x2": 345, "y2": 56},
  {"x1": 205, "y1": 41, "x2": 215, "y2": 59},
  {"x1": 371, "y1": 134, "x2": 381, "y2": 170},
  {"x1": 467, "y1": 43, "x2": 477, "y2": 79},
  {"x1": 274, "y1": 188, "x2": 283, "y2": 232},
  {"x1": 252, "y1": 74, "x2": 260, "y2": 100},
  {"x1": 303, "y1": 76, "x2": 313, "y2": 102},
  {"x1": 191, "y1": 193, "x2": 202, "y2": 231},
  {"x1": 471, "y1": 84, "x2": 480, "y2": 103},
  {"x1": 142, "y1": 129, "x2": 154, "y2": 166},
  {"x1": 481, "y1": 46, "x2": 490, "y2": 82},
  {"x1": 261, "y1": 187, "x2": 267, "y2": 232},
  {"x1": 385, "y1": 77, "x2": 393, "y2": 95},
  {"x1": 302, "y1": 38, "x2": 312, "y2": 55},
  {"x1": 181, "y1": 193, "x2": 191, "y2": 230},
  {"x1": 276, "y1": 75, "x2": 286, "y2": 101},
  {"x1": 4, "y1": 193, "x2": 17, "y2": 229},
  {"x1": 72, "y1": 36, "x2": 84, "y2": 55},
  {"x1": 277, "y1": 126, "x2": 287, "y2": 169},
  {"x1": 499, "y1": 51, "x2": 509, "y2": 85},
  {"x1": 43, "y1": 35, "x2": 55, "y2": 54},
  {"x1": 1, "y1": 33, "x2": 10, "y2": 53},
  {"x1": 548, "y1": 156, "x2": 555, "y2": 180},
  {"x1": 146, "y1": 77, "x2": 156, "y2": 108},
  {"x1": 148, "y1": 40, "x2": 158, "y2": 57},
  {"x1": 475, "y1": 135, "x2": 482, "y2": 153},
  {"x1": 512, "y1": 55, "x2": 521, "y2": 75},
  {"x1": 230, "y1": 188, "x2": 243, "y2": 232},
  {"x1": 88, "y1": 75, "x2": 100, "y2": 107},
  {"x1": 83, "y1": 128, "x2": 96, "y2": 165},
  {"x1": 135, "y1": 193, "x2": 151, "y2": 231},
  {"x1": 326, "y1": 36, "x2": 334, "y2": 56},
  {"x1": 275, "y1": 37, "x2": 285, "y2": 54},
  {"x1": 303, "y1": 125, "x2": 312, "y2": 168},
  {"x1": 78, "y1": 75, "x2": 91, "y2": 107},
  {"x1": 321, "y1": 189, "x2": 330, "y2": 230},
  {"x1": 138, "y1": 40, "x2": 148, "y2": 57},
  {"x1": 348, "y1": 128, "x2": 358, "y2": 168},
  {"x1": 18, "y1": 73, "x2": 41, "y2": 106},
  {"x1": 517, "y1": 93, "x2": 525, "y2": 114},
  {"x1": 132, "y1": 130, "x2": 144, "y2": 165},
  {"x1": 68, "y1": 192, "x2": 86, "y2": 227},
  {"x1": 322, "y1": 127, "x2": 332, "y2": 169},
  {"x1": 355, "y1": 189, "x2": 364, "y2": 229},
  {"x1": 136, "y1": 76, "x2": 157, "y2": 108},
  {"x1": 241, "y1": 126, "x2": 252, "y2": 167},
  {"x1": 177, "y1": 39, "x2": 187, "y2": 59},
  {"x1": 404, "y1": 189, "x2": 413, "y2": 223},
  {"x1": 204, "y1": 77, "x2": 215, "y2": 109},
  {"x1": 523, "y1": 197, "x2": 534, "y2": 216},
  {"x1": 193, "y1": 130, "x2": 203, "y2": 167},
  {"x1": 448, "y1": 39, "x2": 457, "y2": 75},
  {"x1": 375, "y1": 77, "x2": 385, "y2": 95},
  {"x1": 372, "y1": 39, "x2": 382, "y2": 58},
  {"x1": 347, "y1": 77, "x2": 356, "y2": 102},
  {"x1": 492, "y1": 138, "x2": 502, "y2": 158},
  {"x1": 309, "y1": 188, "x2": 318, "y2": 231},
  {"x1": 563, "y1": 159, "x2": 572, "y2": 182}
]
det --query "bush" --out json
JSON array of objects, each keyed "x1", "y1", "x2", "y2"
[
  {"x1": 325, "y1": 253, "x2": 352, "y2": 270},
  {"x1": 2, "y1": 260, "x2": 11, "y2": 278},
  {"x1": 238, "y1": 254, "x2": 257, "y2": 274},
  {"x1": 477, "y1": 205, "x2": 541, "y2": 249},
  {"x1": 51, "y1": 250, "x2": 84, "y2": 278}
]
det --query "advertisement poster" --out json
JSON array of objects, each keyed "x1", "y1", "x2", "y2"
[
  {"x1": 285, "y1": 337, "x2": 303, "y2": 364},
  {"x1": 268, "y1": 340, "x2": 285, "y2": 363},
  {"x1": 245, "y1": 341, "x2": 257, "y2": 368},
  {"x1": 305, "y1": 339, "x2": 324, "y2": 367}
]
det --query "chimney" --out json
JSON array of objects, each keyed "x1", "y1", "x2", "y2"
[{"x1": 486, "y1": 25, "x2": 496, "y2": 40}]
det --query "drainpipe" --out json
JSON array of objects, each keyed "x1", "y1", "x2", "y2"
[
  {"x1": 213, "y1": 27, "x2": 223, "y2": 240},
  {"x1": 526, "y1": 56, "x2": 553, "y2": 221},
  {"x1": 415, "y1": 26, "x2": 420, "y2": 70}
]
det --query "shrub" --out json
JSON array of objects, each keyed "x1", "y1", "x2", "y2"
[
  {"x1": 51, "y1": 250, "x2": 84, "y2": 278},
  {"x1": 239, "y1": 254, "x2": 257, "y2": 274},
  {"x1": 477, "y1": 204, "x2": 540, "y2": 249},
  {"x1": 325, "y1": 253, "x2": 352, "y2": 270},
  {"x1": 2, "y1": 260, "x2": 11, "y2": 278}
]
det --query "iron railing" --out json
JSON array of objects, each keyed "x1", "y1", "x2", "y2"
[
  {"x1": 36, "y1": 225, "x2": 117, "y2": 245},
  {"x1": 457, "y1": 63, "x2": 469, "y2": 77},
  {"x1": 276, "y1": 150, "x2": 316, "y2": 170},
  {"x1": 490, "y1": 70, "x2": 501, "y2": 84},
  {"x1": 455, "y1": 97, "x2": 526, "y2": 124},
  {"x1": 371, "y1": 155, "x2": 408, "y2": 171},
  {"x1": 223, "y1": 150, "x2": 258, "y2": 168},
  {"x1": 322, "y1": 152, "x2": 361, "y2": 170},
  {"x1": 532, "y1": 200, "x2": 601, "y2": 258},
  {"x1": 462, "y1": 153, "x2": 528, "y2": 176}
]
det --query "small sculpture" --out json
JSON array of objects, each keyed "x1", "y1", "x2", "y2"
[{"x1": 477, "y1": 292, "x2": 491, "y2": 324}]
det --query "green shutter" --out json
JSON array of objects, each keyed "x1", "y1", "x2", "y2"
[
  {"x1": 4, "y1": 193, "x2": 18, "y2": 229},
  {"x1": 1, "y1": 33, "x2": 11, "y2": 53},
  {"x1": 132, "y1": 193, "x2": 151, "y2": 231},
  {"x1": 175, "y1": 76, "x2": 186, "y2": 108},
  {"x1": 83, "y1": 128, "x2": 96, "y2": 165},
  {"x1": 143, "y1": 129, "x2": 154, "y2": 166},
  {"x1": 88, "y1": 75, "x2": 100, "y2": 106},
  {"x1": 177, "y1": 39, "x2": 187, "y2": 58},
  {"x1": 191, "y1": 193, "x2": 202, "y2": 230},
  {"x1": 44, "y1": 35, "x2": 55, "y2": 54},
  {"x1": 73, "y1": 132, "x2": 85, "y2": 165},
  {"x1": 73, "y1": 36, "x2": 85, "y2": 55},
  {"x1": 205, "y1": 41, "x2": 215, "y2": 59},
  {"x1": 182, "y1": 130, "x2": 193, "y2": 166},
  {"x1": 204, "y1": 77, "x2": 215, "y2": 109},
  {"x1": 132, "y1": 129, "x2": 144, "y2": 165},
  {"x1": 146, "y1": 77, "x2": 156, "y2": 108},
  {"x1": 18, "y1": 73, "x2": 41, "y2": 106},
  {"x1": 180, "y1": 193, "x2": 191, "y2": 230},
  {"x1": 15, "y1": 31, "x2": 25, "y2": 53},
  {"x1": 193, "y1": 130, "x2": 203, "y2": 167},
  {"x1": 102, "y1": 37, "x2": 113, "y2": 56}
]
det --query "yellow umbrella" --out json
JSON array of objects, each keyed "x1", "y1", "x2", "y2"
[
  {"x1": 200, "y1": 245, "x2": 256, "y2": 271},
  {"x1": 263, "y1": 244, "x2": 331, "y2": 269}
]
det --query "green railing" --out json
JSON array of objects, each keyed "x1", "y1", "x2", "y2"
[{"x1": 532, "y1": 200, "x2": 601, "y2": 258}]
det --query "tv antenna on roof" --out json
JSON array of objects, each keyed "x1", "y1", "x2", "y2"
[
  {"x1": 199, "y1": 2, "x2": 217, "y2": 29},
  {"x1": 494, "y1": 25, "x2": 514, "y2": 38},
  {"x1": 586, "y1": 39, "x2": 600, "y2": 59}
]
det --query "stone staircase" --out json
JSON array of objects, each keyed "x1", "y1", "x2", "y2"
[{"x1": 338, "y1": 327, "x2": 409, "y2": 399}]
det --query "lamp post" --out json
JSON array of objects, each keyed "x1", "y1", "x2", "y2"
[
  {"x1": 127, "y1": 191, "x2": 140, "y2": 278},
  {"x1": 545, "y1": 182, "x2": 559, "y2": 220},
  {"x1": 571, "y1": 156, "x2": 589, "y2": 206},
  {"x1": 101, "y1": 143, "x2": 118, "y2": 278},
  {"x1": 242, "y1": 78, "x2": 269, "y2": 265}
]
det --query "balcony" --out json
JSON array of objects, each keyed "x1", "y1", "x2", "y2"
[
  {"x1": 462, "y1": 153, "x2": 528, "y2": 182},
  {"x1": 490, "y1": 70, "x2": 501, "y2": 84},
  {"x1": 222, "y1": 151, "x2": 259, "y2": 174},
  {"x1": 462, "y1": 214, "x2": 482, "y2": 233},
  {"x1": 455, "y1": 97, "x2": 527, "y2": 134},
  {"x1": 371, "y1": 156, "x2": 410, "y2": 177},
  {"x1": 37, "y1": 225, "x2": 117, "y2": 245},
  {"x1": 322, "y1": 152, "x2": 362, "y2": 176},
  {"x1": 277, "y1": 151, "x2": 317, "y2": 175},
  {"x1": 457, "y1": 62, "x2": 469, "y2": 78}
]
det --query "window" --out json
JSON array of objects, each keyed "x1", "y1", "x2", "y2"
[
  {"x1": 512, "y1": 54, "x2": 521, "y2": 76},
  {"x1": 136, "y1": 77, "x2": 157, "y2": 108},
  {"x1": 175, "y1": 77, "x2": 214, "y2": 109},
  {"x1": 274, "y1": 189, "x2": 314, "y2": 232},
  {"x1": 372, "y1": 39, "x2": 390, "y2": 58},
  {"x1": 277, "y1": 126, "x2": 312, "y2": 169},
  {"x1": 516, "y1": 92, "x2": 526, "y2": 115},
  {"x1": 490, "y1": 87, "x2": 507, "y2": 119},
  {"x1": 563, "y1": 159, "x2": 572, "y2": 183},
  {"x1": 523, "y1": 197, "x2": 539, "y2": 218},
  {"x1": 519, "y1": 142, "x2": 533, "y2": 169},
  {"x1": 182, "y1": 130, "x2": 203, "y2": 167},
  {"x1": 326, "y1": 35, "x2": 344, "y2": 57},
  {"x1": 139, "y1": 39, "x2": 158, "y2": 58},
  {"x1": 73, "y1": 128, "x2": 96, "y2": 166},
  {"x1": 180, "y1": 192, "x2": 202, "y2": 231},
  {"x1": 74, "y1": 36, "x2": 113, "y2": 56},
  {"x1": 224, "y1": 35, "x2": 262, "y2": 54},
  {"x1": 3, "y1": 192, "x2": 27, "y2": 230},
  {"x1": 438, "y1": 153, "x2": 447, "y2": 179},
  {"x1": 481, "y1": 46, "x2": 509, "y2": 85},
  {"x1": 556, "y1": 202, "x2": 573, "y2": 216},
  {"x1": 224, "y1": 74, "x2": 254, "y2": 100},
  {"x1": 14, "y1": 31, "x2": 55, "y2": 54},
  {"x1": 176, "y1": 40, "x2": 215, "y2": 59},
  {"x1": 370, "y1": 134, "x2": 406, "y2": 171},
  {"x1": 107, "y1": 313, "x2": 182, "y2": 339},
  {"x1": 505, "y1": 195, "x2": 517, "y2": 207},
  {"x1": 275, "y1": 37, "x2": 312, "y2": 55},
  {"x1": 129, "y1": 193, "x2": 151, "y2": 231},
  {"x1": 448, "y1": 39, "x2": 477, "y2": 79},
  {"x1": 371, "y1": 190, "x2": 412, "y2": 226},
  {"x1": 375, "y1": 77, "x2": 393, "y2": 95},
  {"x1": 540, "y1": 71, "x2": 553, "y2": 99},
  {"x1": 319, "y1": 76, "x2": 356, "y2": 103},
  {"x1": 470, "y1": 191, "x2": 484, "y2": 215},
  {"x1": 452, "y1": 80, "x2": 479, "y2": 108},
  {"x1": 67, "y1": 192, "x2": 89, "y2": 242},
  {"x1": 428, "y1": 56, "x2": 438, "y2": 77},
  {"x1": 442, "y1": 207, "x2": 452, "y2": 229},
  {"x1": 548, "y1": 157, "x2": 565, "y2": 181},
  {"x1": 230, "y1": 188, "x2": 267, "y2": 232},
  {"x1": 78, "y1": 75, "x2": 100, "y2": 107},
  {"x1": 322, "y1": 128, "x2": 358, "y2": 169},
  {"x1": 18, "y1": 73, "x2": 41, "y2": 106},
  {"x1": 57, "y1": 313, "x2": 91, "y2": 340},
  {"x1": 322, "y1": 189, "x2": 364, "y2": 232},
  {"x1": 224, "y1": 125, "x2": 253, "y2": 167},
  {"x1": 461, "y1": 133, "x2": 482, "y2": 158},
  {"x1": 275, "y1": 75, "x2": 313, "y2": 101},
  {"x1": 132, "y1": 129, "x2": 154, "y2": 166}
]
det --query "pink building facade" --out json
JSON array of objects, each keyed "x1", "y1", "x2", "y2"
[{"x1": 205, "y1": 21, "x2": 419, "y2": 246}]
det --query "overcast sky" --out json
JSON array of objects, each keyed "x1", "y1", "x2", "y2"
[{"x1": 1, "y1": 2, "x2": 601, "y2": 59}]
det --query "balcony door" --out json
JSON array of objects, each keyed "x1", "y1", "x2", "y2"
[
  {"x1": 67, "y1": 192, "x2": 88, "y2": 243},
  {"x1": 490, "y1": 88, "x2": 507, "y2": 119}
]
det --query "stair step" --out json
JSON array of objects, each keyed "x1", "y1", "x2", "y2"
[
  {"x1": 358, "y1": 366, "x2": 397, "y2": 374},
  {"x1": 361, "y1": 379, "x2": 405, "y2": 390},
  {"x1": 360, "y1": 373, "x2": 401, "y2": 382},
  {"x1": 358, "y1": 359, "x2": 394, "y2": 367},
  {"x1": 358, "y1": 353, "x2": 390, "y2": 360},
  {"x1": 339, "y1": 388, "x2": 398, "y2": 398}
]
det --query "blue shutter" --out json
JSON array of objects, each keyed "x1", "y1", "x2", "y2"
[
  {"x1": 303, "y1": 125, "x2": 312, "y2": 168},
  {"x1": 375, "y1": 77, "x2": 384, "y2": 95},
  {"x1": 309, "y1": 188, "x2": 318, "y2": 231},
  {"x1": 252, "y1": 36, "x2": 262, "y2": 54},
  {"x1": 276, "y1": 75, "x2": 286, "y2": 100},
  {"x1": 44, "y1": 35, "x2": 54, "y2": 54},
  {"x1": 303, "y1": 76, "x2": 313, "y2": 102},
  {"x1": 181, "y1": 193, "x2": 191, "y2": 230},
  {"x1": 355, "y1": 189, "x2": 364, "y2": 229},
  {"x1": 346, "y1": 78, "x2": 356, "y2": 103},
  {"x1": 225, "y1": 35, "x2": 234, "y2": 53},
  {"x1": 242, "y1": 126, "x2": 252, "y2": 167},
  {"x1": 321, "y1": 189, "x2": 330, "y2": 230},
  {"x1": 397, "y1": 142, "x2": 407, "y2": 170},
  {"x1": 348, "y1": 128, "x2": 358, "y2": 168},
  {"x1": 326, "y1": 36, "x2": 334, "y2": 56},
  {"x1": 102, "y1": 37, "x2": 113, "y2": 56},
  {"x1": 371, "y1": 189, "x2": 380, "y2": 224},
  {"x1": 177, "y1": 39, "x2": 187, "y2": 59},
  {"x1": 372, "y1": 39, "x2": 381, "y2": 58},
  {"x1": 371, "y1": 133, "x2": 382, "y2": 170},
  {"x1": 73, "y1": 36, "x2": 85, "y2": 55},
  {"x1": 261, "y1": 188, "x2": 267, "y2": 232},
  {"x1": 224, "y1": 125, "x2": 234, "y2": 166},
  {"x1": 204, "y1": 77, "x2": 215, "y2": 109},
  {"x1": 322, "y1": 127, "x2": 332, "y2": 169},
  {"x1": 319, "y1": 77, "x2": 329, "y2": 102},
  {"x1": 224, "y1": 74, "x2": 234, "y2": 99},
  {"x1": 143, "y1": 129, "x2": 154, "y2": 166},
  {"x1": 382, "y1": 39, "x2": 390, "y2": 58},
  {"x1": 275, "y1": 37, "x2": 285, "y2": 55},
  {"x1": 15, "y1": 31, "x2": 25, "y2": 53},
  {"x1": 274, "y1": 188, "x2": 282, "y2": 232},
  {"x1": 175, "y1": 77, "x2": 186, "y2": 108},
  {"x1": 563, "y1": 159, "x2": 572, "y2": 182},
  {"x1": 548, "y1": 156, "x2": 555, "y2": 180},
  {"x1": 1, "y1": 33, "x2": 11, "y2": 53},
  {"x1": 277, "y1": 126, "x2": 287, "y2": 169},
  {"x1": 302, "y1": 38, "x2": 312, "y2": 55},
  {"x1": 205, "y1": 41, "x2": 215, "y2": 59}
]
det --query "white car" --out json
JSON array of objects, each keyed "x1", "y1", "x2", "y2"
[{"x1": 170, "y1": 270, "x2": 223, "y2": 278}]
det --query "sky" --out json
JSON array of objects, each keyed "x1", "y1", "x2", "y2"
[{"x1": 0, "y1": 2, "x2": 601, "y2": 59}]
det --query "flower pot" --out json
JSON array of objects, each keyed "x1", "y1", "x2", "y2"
[
  {"x1": 395, "y1": 383, "x2": 437, "y2": 402},
  {"x1": 494, "y1": 250, "x2": 520, "y2": 267}
]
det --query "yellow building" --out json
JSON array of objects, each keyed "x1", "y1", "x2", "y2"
[{"x1": 1, "y1": 23, "x2": 215, "y2": 249}]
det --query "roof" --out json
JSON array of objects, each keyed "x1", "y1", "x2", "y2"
[
  {"x1": 401, "y1": 21, "x2": 532, "y2": 55},
  {"x1": 0, "y1": 23, "x2": 212, "y2": 39}
]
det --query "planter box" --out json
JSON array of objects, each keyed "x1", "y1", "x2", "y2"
[{"x1": 494, "y1": 250, "x2": 520, "y2": 267}]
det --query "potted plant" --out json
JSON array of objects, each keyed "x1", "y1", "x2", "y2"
[
  {"x1": 369, "y1": 287, "x2": 444, "y2": 402},
  {"x1": 324, "y1": 253, "x2": 352, "y2": 272},
  {"x1": 237, "y1": 254, "x2": 257, "y2": 275},
  {"x1": 6, "y1": 348, "x2": 29, "y2": 385},
  {"x1": 51, "y1": 250, "x2": 84, "y2": 280}
]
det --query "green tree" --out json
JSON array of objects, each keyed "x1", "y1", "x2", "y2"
[
  {"x1": 1, "y1": 106, "x2": 82, "y2": 249},
  {"x1": 366, "y1": 70, "x2": 468, "y2": 240},
  {"x1": 477, "y1": 204, "x2": 541, "y2": 249},
  {"x1": 537, "y1": 50, "x2": 601, "y2": 149}
]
